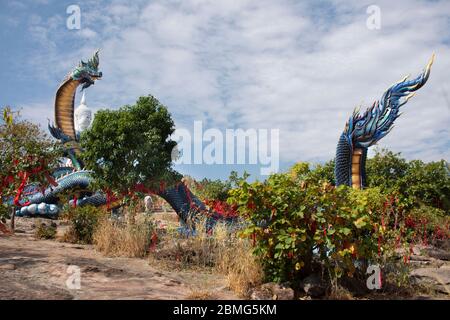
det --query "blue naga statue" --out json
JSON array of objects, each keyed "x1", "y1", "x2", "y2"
[
  {"x1": 16, "y1": 51, "x2": 219, "y2": 226},
  {"x1": 335, "y1": 55, "x2": 434, "y2": 189},
  {"x1": 14, "y1": 51, "x2": 434, "y2": 223}
]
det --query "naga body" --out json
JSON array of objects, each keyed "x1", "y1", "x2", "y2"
[
  {"x1": 14, "y1": 51, "x2": 221, "y2": 226},
  {"x1": 10, "y1": 51, "x2": 434, "y2": 223}
]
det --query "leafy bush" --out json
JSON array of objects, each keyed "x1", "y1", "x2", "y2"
[
  {"x1": 62, "y1": 205, "x2": 103, "y2": 244},
  {"x1": 189, "y1": 177, "x2": 232, "y2": 202},
  {"x1": 289, "y1": 160, "x2": 335, "y2": 185},
  {"x1": 407, "y1": 205, "x2": 449, "y2": 241},
  {"x1": 34, "y1": 221, "x2": 57, "y2": 240},
  {"x1": 228, "y1": 168, "x2": 395, "y2": 287}
]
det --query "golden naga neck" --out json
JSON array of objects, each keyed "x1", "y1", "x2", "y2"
[
  {"x1": 351, "y1": 148, "x2": 363, "y2": 190},
  {"x1": 54, "y1": 78, "x2": 81, "y2": 141}
]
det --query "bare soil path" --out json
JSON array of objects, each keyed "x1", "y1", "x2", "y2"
[{"x1": 0, "y1": 218, "x2": 239, "y2": 300}]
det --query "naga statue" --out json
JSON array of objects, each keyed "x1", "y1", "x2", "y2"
[
  {"x1": 12, "y1": 51, "x2": 434, "y2": 226},
  {"x1": 335, "y1": 55, "x2": 434, "y2": 189},
  {"x1": 16, "y1": 51, "x2": 225, "y2": 227}
]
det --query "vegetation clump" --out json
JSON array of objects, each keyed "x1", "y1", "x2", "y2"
[
  {"x1": 227, "y1": 152, "x2": 449, "y2": 294},
  {"x1": 34, "y1": 221, "x2": 57, "y2": 240},
  {"x1": 62, "y1": 205, "x2": 104, "y2": 244},
  {"x1": 94, "y1": 214, "x2": 154, "y2": 258}
]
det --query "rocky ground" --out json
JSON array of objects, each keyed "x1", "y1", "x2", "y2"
[
  {"x1": 0, "y1": 216, "x2": 449, "y2": 300},
  {"x1": 407, "y1": 245, "x2": 450, "y2": 297},
  {"x1": 0, "y1": 217, "x2": 238, "y2": 300}
]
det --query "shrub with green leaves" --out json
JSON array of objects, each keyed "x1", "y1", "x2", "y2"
[
  {"x1": 228, "y1": 169, "x2": 395, "y2": 286},
  {"x1": 63, "y1": 205, "x2": 104, "y2": 244},
  {"x1": 34, "y1": 222, "x2": 57, "y2": 240},
  {"x1": 407, "y1": 205, "x2": 449, "y2": 240}
]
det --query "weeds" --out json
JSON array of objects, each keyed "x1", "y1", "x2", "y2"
[
  {"x1": 150, "y1": 216, "x2": 263, "y2": 297},
  {"x1": 34, "y1": 220, "x2": 57, "y2": 239},
  {"x1": 93, "y1": 215, "x2": 154, "y2": 258},
  {"x1": 61, "y1": 205, "x2": 104, "y2": 244}
]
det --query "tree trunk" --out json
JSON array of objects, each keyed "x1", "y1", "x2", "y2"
[{"x1": 10, "y1": 206, "x2": 15, "y2": 232}]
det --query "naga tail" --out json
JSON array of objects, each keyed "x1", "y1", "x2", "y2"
[{"x1": 335, "y1": 54, "x2": 434, "y2": 188}]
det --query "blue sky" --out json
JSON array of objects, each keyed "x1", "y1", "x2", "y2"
[{"x1": 1, "y1": 0, "x2": 449, "y2": 181}]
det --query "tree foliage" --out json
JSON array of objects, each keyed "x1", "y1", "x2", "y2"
[
  {"x1": 0, "y1": 107, "x2": 61, "y2": 221},
  {"x1": 366, "y1": 148, "x2": 450, "y2": 211},
  {"x1": 228, "y1": 162, "x2": 449, "y2": 287},
  {"x1": 80, "y1": 96, "x2": 181, "y2": 195},
  {"x1": 289, "y1": 160, "x2": 335, "y2": 185},
  {"x1": 187, "y1": 170, "x2": 250, "y2": 202}
]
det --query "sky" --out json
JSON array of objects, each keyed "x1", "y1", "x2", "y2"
[{"x1": 1, "y1": 0, "x2": 449, "y2": 181}]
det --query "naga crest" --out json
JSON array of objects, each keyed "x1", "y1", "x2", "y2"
[
  {"x1": 343, "y1": 54, "x2": 434, "y2": 149},
  {"x1": 71, "y1": 50, "x2": 103, "y2": 90},
  {"x1": 335, "y1": 54, "x2": 434, "y2": 189}
]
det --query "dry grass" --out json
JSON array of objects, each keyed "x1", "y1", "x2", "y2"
[
  {"x1": 185, "y1": 289, "x2": 216, "y2": 300},
  {"x1": 150, "y1": 216, "x2": 263, "y2": 297},
  {"x1": 327, "y1": 285, "x2": 354, "y2": 300},
  {"x1": 93, "y1": 215, "x2": 154, "y2": 258},
  {"x1": 218, "y1": 238, "x2": 263, "y2": 297}
]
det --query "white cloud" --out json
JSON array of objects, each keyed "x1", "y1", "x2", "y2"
[
  {"x1": 77, "y1": 28, "x2": 97, "y2": 39},
  {"x1": 20, "y1": 0, "x2": 450, "y2": 165}
]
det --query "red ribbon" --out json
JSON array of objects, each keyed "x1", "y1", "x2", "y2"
[{"x1": 13, "y1": 171, "x2": 29, "y2": 206}]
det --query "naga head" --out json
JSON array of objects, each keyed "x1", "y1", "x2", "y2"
[
  {"x1": 335, "y1": 55, "x2": 434, "y2": 189},
  {"x1": 343, "y1": 54, "x2": 435, "y2": 149},
  {"x1": 71, "y1": 50, "x2": 102, "y2": 90}
]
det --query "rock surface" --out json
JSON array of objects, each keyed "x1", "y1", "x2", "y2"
[
  {"x1": 301, "y1": 274, "x2": 327, "y2": 297},
  {"x1": 0, "y1": 217, "x2": 238, "y2": 300},
  {"x1": 424, "y1": 248, "x2": 450, "y2": 261},
  {"x1": 410, "y1": 266, "x2": 450, "y2": 295},
  {"x1": 250, "y1": 282, "x2": 294, "y2": 300}
]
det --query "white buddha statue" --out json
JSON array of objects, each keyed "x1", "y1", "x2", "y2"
[{"x1": 74, "y1": 92, "x2": 93, "y2": 133}]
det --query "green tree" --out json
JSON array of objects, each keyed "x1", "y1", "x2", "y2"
[
  {"x1": 366, "y1": 148, "x2": 408, "y2": 193},
  {"x1": 402, "y1": 160, "x2": 450, "y2": 211},
  {"x1": 289, "y1": 160, "x2": 335, "y2": 185},
  {"x1": 366, "y1": 148, "x2": 450, "y2": 211},
  {"x1": 187, "y1": 170, "x2": 250, "y2": 202},
  {"x1": 80, "y1": 95, "x2": 181, "y2": 196},
  {"x1": 191, "y1": 178, "x2": 231, "y2": 202},
  {"x1": 0, "y1": 107, "x2": 61, "y2": 227}
]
